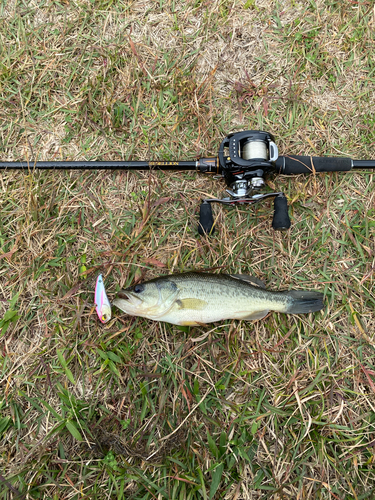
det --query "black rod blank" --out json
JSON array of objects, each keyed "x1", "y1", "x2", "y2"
[
  {"x1": 0, "y1": 160, "x2": 198, "y2": 170},
  {"x1": 352, "y1": 160, "x2": 375, "y2": 169}
]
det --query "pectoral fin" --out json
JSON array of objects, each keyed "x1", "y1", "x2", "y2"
[
  {"x1": 240, "y1": 310, "x2": 269, "y2": 321},
  {"x1": 229, "y1": 274, "x2": 266, "y2": 289},
  {"x1": 176, "y1": 298, "x2": 207, "y2": 310}
]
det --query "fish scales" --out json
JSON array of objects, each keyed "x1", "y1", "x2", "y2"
[
  {"x1": 163, "y1": 274, "x2": 283, "y2": 310},
  {"x1": 112, "y1": 272, "x2": 325, "y2": 326}
]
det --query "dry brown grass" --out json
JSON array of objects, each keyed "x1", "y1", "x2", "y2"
[{"x1": 1, "y1": 0, "x2": 375, "y2": 499}]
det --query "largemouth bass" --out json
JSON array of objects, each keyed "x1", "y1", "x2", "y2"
[{"x1": 112, "y1": 272, "x2": 324, "y2": 326}]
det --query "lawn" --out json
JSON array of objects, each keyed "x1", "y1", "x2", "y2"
[{"x1": 0, "y1": 0, "x2": 375, "y2": 499}]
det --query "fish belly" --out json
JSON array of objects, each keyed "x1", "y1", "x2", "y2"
[
  {"x1": 158, "y1": 293, "x2": 283, "y2": 325},
  {"x1": 158, "y1": 308, "x2": 230, "y2": 325}
]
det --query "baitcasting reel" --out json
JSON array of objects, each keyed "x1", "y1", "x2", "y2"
[{"x1": 197, "y1": 130, "x2": 290, "y2": 235}]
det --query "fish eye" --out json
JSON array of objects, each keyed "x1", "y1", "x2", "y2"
[{"x1": 134, "y1": 284, "x2": 144, "y2": 293}]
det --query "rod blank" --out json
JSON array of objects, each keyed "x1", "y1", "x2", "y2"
[{"x1": 0, "y1": 160, "x2": 197, "y2": 170}]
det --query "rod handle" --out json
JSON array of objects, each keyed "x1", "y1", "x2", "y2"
[{"x1": 276, "y1": 155, "x2": 352, "y2": 175}]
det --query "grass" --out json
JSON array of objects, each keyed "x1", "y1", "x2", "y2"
[{"x1": 1, "y1": 0, "x2": 375, "y2": 499}]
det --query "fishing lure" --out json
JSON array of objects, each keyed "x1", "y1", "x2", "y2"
[{"x1": 95, "y1": 274, "x2": 112, "y2": 324}]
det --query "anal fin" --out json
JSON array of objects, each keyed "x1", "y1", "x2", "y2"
[{"x1": 240, "y1": 310, "x2": 269, "y2": 321}]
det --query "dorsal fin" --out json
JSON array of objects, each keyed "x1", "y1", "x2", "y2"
[{"x1": 229, "y1": 274, "x2": 266, "y2": 289}]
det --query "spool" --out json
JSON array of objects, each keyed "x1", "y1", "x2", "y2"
[{"x1": 242, "y1": 140, "x2": 268, "y2": 160}]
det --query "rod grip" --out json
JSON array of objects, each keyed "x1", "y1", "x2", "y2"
[
  {"x1": 272, "y1": 194, "x2": 291, "y2": 231},
  {"x1": 198, "y1": 201, "x2": 215, "y2": 235},
  {"x1": 276, "y1": 155, "x2": 352, "y2": 175}
]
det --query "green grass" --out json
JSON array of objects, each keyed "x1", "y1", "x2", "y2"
[{"x1": 1, "y1": 0, "x2": 375, "y2": 499}]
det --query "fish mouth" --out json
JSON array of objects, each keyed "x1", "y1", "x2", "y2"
[{"x1": 116, "y1": 291, "x2": 143, "y2": 307}]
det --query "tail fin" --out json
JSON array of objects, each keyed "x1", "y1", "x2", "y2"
[{"x1": 284, "y1": 290, "x2": 325, "y2": 314}]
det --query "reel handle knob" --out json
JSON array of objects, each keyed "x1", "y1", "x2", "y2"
[
  {"x1": 198, "y1": 201, "x2": 215, "y2": 235},
  {"x1": 272, "y1": 194, "x2": 291, "y2": 231}
]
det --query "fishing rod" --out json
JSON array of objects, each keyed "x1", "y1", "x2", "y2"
[{"x1": 1, "y1": 130, "x2": 374, "y2": 235}]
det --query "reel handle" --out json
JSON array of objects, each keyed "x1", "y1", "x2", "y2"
[
  {"x1": 272, "y1": 194, "x2": 291, "y2": 231},
  {"x1": 198, "y1": 201, "x2": 215, "y2": 235}
]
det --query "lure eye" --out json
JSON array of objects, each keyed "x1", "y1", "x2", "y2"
[
  {"x1": 134, "y1": 284, "x2": 144, "y2": 293},
  {"x1": 102, "y1": 314, "x2": 107, "y2": 321}
]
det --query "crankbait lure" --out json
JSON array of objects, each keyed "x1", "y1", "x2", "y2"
[{"x1": 95, "y1": 274, "x2": 112, "y2": 324}]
